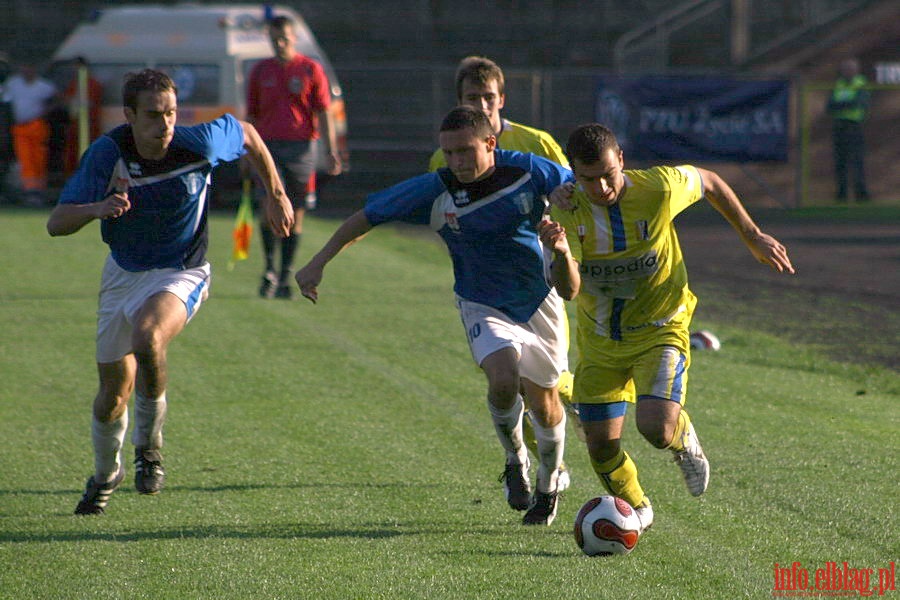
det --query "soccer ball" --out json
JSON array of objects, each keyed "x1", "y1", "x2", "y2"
[
  {"x1": 690, "y1": 329, "x2": 721, "y2": 351},
  {"x1": 573, "y1": 495, "x2": 641, "y2": 556}
]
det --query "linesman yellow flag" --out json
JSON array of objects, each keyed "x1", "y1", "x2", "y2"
[{"x1": 228, "y1": 179, "x2": 253, "y2": 270}]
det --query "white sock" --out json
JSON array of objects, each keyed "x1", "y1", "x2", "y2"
[
  {"x1": 132, "y1": 391, "x2": 167, "y2": 450},
  {"x1": 487, "y1": 395, "x2": 528, "y2": 465},
  {"x1": 92, "y1": 410, "x2": 128, "y2": 482},
  {"x1": 531, "y1": 411, "x2": 566, "y2": 493}
]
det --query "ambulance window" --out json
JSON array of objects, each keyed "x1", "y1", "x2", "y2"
[{"x1": 157, "y1": 64, "x2": 220, "y2": 104}]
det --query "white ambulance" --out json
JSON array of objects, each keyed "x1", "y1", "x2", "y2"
[{"x1": 49, "y1": 3, "x2": 348, "y2": 178}]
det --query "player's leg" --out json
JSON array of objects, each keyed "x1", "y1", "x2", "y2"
[
  {"x1": 130, "y1": 291, "x2": 188, "y2": 495},
  {"x1": 258, "y1": 222, "x2": 279, "y2": 298},
  {"x1": 633, "y1": 345, "x2": 709, "y2": 496},
  {"x1": 274, "y1": 141, "x2": 317, "y2": 299},
  {"x1": 481, "y1": 347, "x2": 532, "y2": 511},
  {"x1": 76, "y1": 256, "x2": 138, "y2": 515},
  {"x1": 521, "y1": 380, "x2": 564, "y2": 494},
  {"x1": 304, "y1": 172, "x2": 317, "y2": 209},
  {"x1": 580, "y1": 408, "x2": 653, "y2": 533},
  {"x1": 520, "y1": 291, "x2": 577, "y2": 490},
  {"x1": 522, "y1": 372, "x2": 575, "y2": 492},
  {"x1": 520, "y1": 379, "x2": 565, "y2": 526},
  {"x1": 458, "y1": 299, "x2": 533, "y2": 511},
  {"x1": 516, "y1": 291, "x2": 569, "y2": 525},
  {"x1": 75, "y1": 356, "x2": 135, "y2": 515},
  {"x1": 255, "y1": 149, "x2": 287, "y2": 298}
]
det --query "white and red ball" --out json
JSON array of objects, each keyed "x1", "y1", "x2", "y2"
[
  {"x1": 574, "y1": 495, "x2": 641, "y2": 556},
  {"x1": 690, "y1": 329, "x2": 721, "y2": 351}
]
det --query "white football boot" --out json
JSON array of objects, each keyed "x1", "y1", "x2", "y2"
[
  {"x1": 555, "y1": 466, "x2": 571, "y2": 493},
  {"x1": 634, "y1": 497, "x2": 654, "y2": 534},
  {"x1": 672, "y1": 422, "x2": 710, "y2": 496}
]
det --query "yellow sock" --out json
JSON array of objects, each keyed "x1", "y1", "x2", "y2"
[
  {"x1": 666, "y1": 409, "x2": 692, "y2": 452},
  {"x1": 522, "y1": 411, "x2": 539, "y2": 457},
  {"x1": 590, "y1": 448, "x2": 645, "y2": 508},
  {"x1": 557, "y1": 370, "x2": 574, "y2": 405}
]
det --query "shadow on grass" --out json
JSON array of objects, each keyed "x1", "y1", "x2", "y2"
[
  {"x1": 0, "y1": 523, "x2": 412, "y2": 543},
  {"x1": 0, "y1": 481, "x2": 445, "y2": 498},
  {"x1": 0, "y1": 518, "x2": 567, "y2": 550}
]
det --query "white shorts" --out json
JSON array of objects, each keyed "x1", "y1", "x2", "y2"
[
  {"x1": 457, "y1": 289, "x2": 568, "y2": 388},
  {"x1": 95, "y1": 255, "x2": 211, "y2": 363}
]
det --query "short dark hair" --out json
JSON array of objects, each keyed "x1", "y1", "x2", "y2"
[
  {"x1": 268, "y1": 15, "x2": 295, "y2": 31},
  {"x1": 439, "y1": 105, "x2": 494, "y2": 139},
  {"x1": 566, "y1": 123, "x2": 621, "y2": 165},
  {"x1": 122, "y1": 69, "x2": 177, "y2": 111},
  {"x1": 455, "y1": 56, "x2": 504, "y2": 100}
]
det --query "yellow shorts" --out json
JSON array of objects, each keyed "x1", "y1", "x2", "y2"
[{"x1": 574, "y1": 326, "x2": 691, "y2": 408}]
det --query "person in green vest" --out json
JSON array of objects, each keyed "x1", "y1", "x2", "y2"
[{"x1": 826, "y1": 58, "x2": 870, "y2": 202}]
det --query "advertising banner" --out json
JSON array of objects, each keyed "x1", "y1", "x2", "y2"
[{"x1": 594, "y1": 76, "x2": 790, "y2": 162}]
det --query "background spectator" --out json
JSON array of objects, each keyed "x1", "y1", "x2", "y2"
[
  {"x1": 2, "y1": 60, "x2": 58, "y2": 206},
  {"x1": 826, "y1": 57, "x2": 870, "y2": 202}
]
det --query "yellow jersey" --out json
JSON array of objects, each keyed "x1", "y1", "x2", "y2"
[
  {"x1": 552, "y1": 165, "x2": 704, "y2": 343},
  {"x1": 429, "y1": 119, "x2": 568, "y2": 171}
]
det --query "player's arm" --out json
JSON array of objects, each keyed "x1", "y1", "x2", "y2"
[
  {"x1": 318, "y1": 107, "x2": 342, "y2": 176},
  {"x1": 239, "y1": 119, "x2": 294, "y2": 237},
  {"x1": 697, "y1": 167, "x2": 795, "y2": 274},
  {"x1": 46, "y1": 191, "x2": 130, "y2": 236},
  {"x1": 295, "y1": 209, "x2": 374, "y2": 304},
  {"x1": 539, "y1": 218, "x2": 580, "y2": 300}
]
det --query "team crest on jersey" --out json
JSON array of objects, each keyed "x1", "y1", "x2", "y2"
[
  {"x1": 636, "y1": 220, "x2": 650, "y2": 240},
  {"x1": 184, "y1": 172, "x2": 204, "y2": 195},
  {"x1": 288, "y1": 76, "x2": 303, "y2": 94},
  {"x1": 453, "y1": 190, "x2": 471, "y2": 207},
  {"x1": 128, "y1": 162, "x2": 142, "y2": 176},
  {"x1": 514, "y1": 191, "x2": 533, "y2": 215},
  {"x1": 444, "y1": 211, "x2": 461, "y2": 232}
]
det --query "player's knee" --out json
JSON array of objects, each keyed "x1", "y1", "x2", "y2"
[
  {"x1": 527, "y1": 394, "x2": 564, "y2": 428},
  {"x1": 93, "y1": 390, "x2": 129, "y2": 422},
  {"x1": 132, "y1": 329, "x2": 167, "y2": 363},
  {"x1": 587, "y1": 436, "x2": 621, "y2": 464},
  {"x1": 487, "y1": 382, "x2": 519, "y2": 409},
  {"x1": 484, "y1": 367, "x2": 519, "y2": 403},
  {"x1": 636, "y1": 416, "x2": 673, "y2": 449}
]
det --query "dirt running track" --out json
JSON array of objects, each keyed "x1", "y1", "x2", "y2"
[{"x1": 675, "y1": 208, "x2": 899, "y2": 371}]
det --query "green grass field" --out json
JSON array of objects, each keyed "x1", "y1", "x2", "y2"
[{"x1": 1, "y1": 209, "x2": 897, "y2": 599}]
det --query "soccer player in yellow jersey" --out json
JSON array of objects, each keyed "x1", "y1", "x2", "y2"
[
  {"x1": 428, "y1": 56, "x2": 578, "y2": 493},
  {"x1": 540, "y1": 123, "x2": 794, "y2": 532},
  {"x1": 428, "y1": 56, "x2": 568, "y2": 171}
]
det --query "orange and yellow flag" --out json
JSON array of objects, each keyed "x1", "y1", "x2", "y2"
[{"x1": 228, "y1": 179, "x2": 253, "y2": 269}]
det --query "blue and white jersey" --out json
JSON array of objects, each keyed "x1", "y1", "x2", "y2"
[
  {"x1": 58, "y1": 114, "x2": 246, "y2": 271},
  {"x1": 365, "y1": 149, "x2": 574, "y2": 322}
]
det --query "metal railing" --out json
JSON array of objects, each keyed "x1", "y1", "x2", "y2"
[
  {"x1": 613, "y1": 0, "x2": 726, "y2": 73},
  {"x1": 612, "y1": 0, "x2": 874, "y2": 72}
]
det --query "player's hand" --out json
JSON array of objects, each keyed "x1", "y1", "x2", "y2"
[
  {"x1": 538, "y1": 218, "x2": 571, "y2": 256},
  {"x1": 96, "y1": 191, "x2": 130, "y2": 219},
  {"x1": 295, "y1": 262, "x2": 323, "y2": 304},
  {"x1": 326, "y1": 151, "x2": 342, "y2": 176},
  {"x1": 747, "y1": 231, "x2": 795, "y2": 274},
  {"x1": 549, "y1": 182, "x2": 576, "y2": 210},
  {"x1": 266, "y1": 195, "x2": 294, "y2": 238}
]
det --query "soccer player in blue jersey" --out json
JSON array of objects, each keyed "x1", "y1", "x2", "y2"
[
  {"x1": 296, "y1": 105, "x2": 574, "y2": 525},
  {"x1": 429, "y1": 56, "x2": 579, "y2": 493},
  {"x1": 543, "y1": 123, "x2": 794, "y2": 533},
  {"x1": 47, "y1": 69, "x2": 294, "y2": 515}
]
